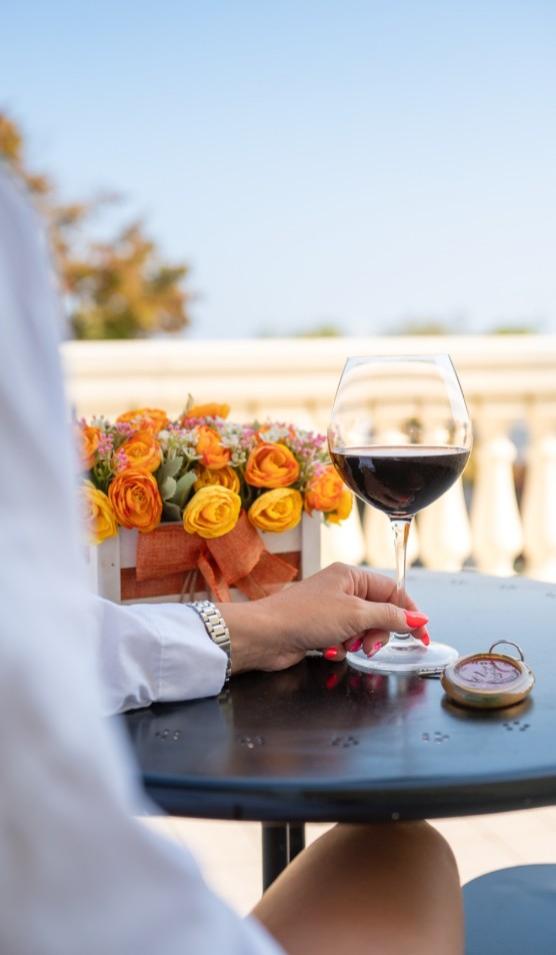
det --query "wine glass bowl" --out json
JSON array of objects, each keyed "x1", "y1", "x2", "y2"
[{"x1": 328, "y1": 355, "x2": 472, "y2": 675}]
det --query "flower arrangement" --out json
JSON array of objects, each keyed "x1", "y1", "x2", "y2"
[{"x1": 78, "y1": 401, "x2": 352, "y2": 546}]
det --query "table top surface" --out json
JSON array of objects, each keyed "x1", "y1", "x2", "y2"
[{"x1": 123, "y1": 570, "x2": 556, "y2": 822}]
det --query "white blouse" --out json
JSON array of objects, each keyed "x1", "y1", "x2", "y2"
[{"x1": 0, "y1": 167, "x2": 281, "y2": 955}]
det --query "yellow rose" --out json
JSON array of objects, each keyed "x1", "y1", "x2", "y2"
[
  {"x1": 194, "y1": 466, "x2": 240, "y2": 494},
  {"x1": 196, "y1": 425, "x2": 231, "y2": 470},
  {"x1": 248, "y1": 488, "x2": 303, "y2": 533},
  {"x1": 245, "y1": 442, "x2": 300, "y2": 488},
  {"x1": 118, "y1": 430, "x2": 162, "y2": 473},
  {"x1": 108, "y1": 468, "x2": 162, "y2": 533},
  {"x1": 79, "y1": 425, "x2": 101, "y2": 470},
  {"x1": 183, "y1": 486, "x2": 241, "y2": 539},
  {"x1": 325, "y1": 489, "x2": 353, "y2": 524},
  {"x1": 116, "y1": 408, "x2": 170, "y2": 434},
  {"x1": 81, "y1": 483, "x2": 118, "y2": 544},
  {"x1": 305, "y1": 465, "x2": 344, "y2": 513},
  {"x1": 182, "y1": 402, "x2": 230, "y2": 422}
]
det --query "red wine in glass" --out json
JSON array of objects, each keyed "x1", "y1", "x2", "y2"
[{"x1": 328, "y1": 355, "x2": 472, "y2": 675}]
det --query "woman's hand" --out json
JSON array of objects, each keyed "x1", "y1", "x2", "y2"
[{"x1": 218, "y1": 562, "x2": 429, "y2": 675}]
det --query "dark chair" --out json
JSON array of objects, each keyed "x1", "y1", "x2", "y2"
[{"x1": 464, "y1": 864, "x2": 556, "y2": 954}]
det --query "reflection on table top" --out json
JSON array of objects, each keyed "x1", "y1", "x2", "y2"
[{"x1": 123, "y1": 571, "x2": 556, "y2": 822}]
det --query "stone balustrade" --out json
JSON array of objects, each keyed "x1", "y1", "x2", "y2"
[{"x1": 62, "y1": 335, "x2": 556, "y2": 582}]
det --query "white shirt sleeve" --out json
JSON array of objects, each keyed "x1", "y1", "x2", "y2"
[
  {"x1": 0, "y1": 168, "x2": 282, "y2": 955},
  {"x1": 93, "y1": 597, "x2": 228, "y2": 714}
]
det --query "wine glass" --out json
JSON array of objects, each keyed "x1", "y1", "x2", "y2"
[{"x1": 328, "y1": 354, "x2": 472, "y2": 675}]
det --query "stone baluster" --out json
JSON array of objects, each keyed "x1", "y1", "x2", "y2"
[
  {"x1": 321, "y1": 505, "x2": 366, "y2": 567},
  {"x1": 522, "y1": 406, "x2": 556, "y2": 582},
  {"x1": 363, "y1": 505, "x2": 420, "y2": 570},
  {"x1": 417, "y1": 423, "x2": 472, "y2": 572},
  {"x1": 470, "y1": 413, "x2": 523, "y2": 575}
]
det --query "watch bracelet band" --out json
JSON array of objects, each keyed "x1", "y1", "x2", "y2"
[{"x1": 189, "y1": 600, "x2": 232, "y2": 684}]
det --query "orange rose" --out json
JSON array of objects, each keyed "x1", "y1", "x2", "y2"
[
  {"x1": 305, "y1": 465, "x2": 344, "y2": 513},
  {"x1": 108, "y1": 468, "x2": 162, "y2": 533},
  {"x1": 116, "y1": 408, "x2": 170, "y2": 433},
  {"x1": 325, "y1": 488, "x2": 353, "y2": 524},
  {"x1": 245, "y1": 443, "x2": 300, "y2": 488},
  {"x1": 182, "y1": 402, "x2": 230, "y2": 422},
  {"x1": 194, "y1": 466, "x2": 240, "y2": 494},
  {"x1": 81, "y1": 483, "x2": 118, "y2": 544},
  {"x1": 118, "y1": 430, "x2": 162, "y2": 473},
  {"x1": 79, "y1": 425, "x2": 101, "y2": 470},
  {"x1": 196, "y1": 425, "x2": 230, "y2": 470}
]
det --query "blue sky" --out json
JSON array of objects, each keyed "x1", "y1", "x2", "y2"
[{"x1": 3, "y1": 0, "x2": 556, "y2": 338}]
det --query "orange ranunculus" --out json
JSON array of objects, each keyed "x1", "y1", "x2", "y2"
[
  {"x1": 194, "y1": 466, "x2": 240, "y2": 494},
  {"x1": 325, "y1": 488, "x2": 353, "y2": 524},
  {"x1": 182, "y1": 402, "x2": 230, "y2": 422},
  {"x1": 245, "y1": 443, "x2": 300, "y2": 488},
  {"x1": 79, "y1": 425, "x2": 101, "y2": 470},
  {"x1": 81, "y1": 483, "x2": 118, "y2": 544},
  {"x1": 183, "y1": 486, "x2": 241, "y2": 539},
  {"x1": 108, "y1": 468, "x2": 162, "y2": 533},
  {"x1": 305, "y1": 465, "x2": 344, "y2": 513},
  {"x1": 116, "y1": 408, "x2": 170, "y2": 433},
  {"x1": 118, "y1": 430, "x2": 162, "y2": 473},
  {"x1": 248, "y1": 488, "x2": 302, "y2": 533},
  {"x1": 196, "y1": 425, "x2": 230, "y2": 470}
]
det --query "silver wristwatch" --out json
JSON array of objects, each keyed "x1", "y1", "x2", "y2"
[{"x1": 189, "y1": 600, "x2": 232, "y2": 684}]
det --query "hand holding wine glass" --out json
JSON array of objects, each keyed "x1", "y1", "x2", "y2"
[{"x1": 328, "y1": 354, "x2": 472, "y2": 674}]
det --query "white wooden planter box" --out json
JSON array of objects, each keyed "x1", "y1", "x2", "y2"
[{"x1": 88, "y1": 514, "x2": 321, "y2": 604}]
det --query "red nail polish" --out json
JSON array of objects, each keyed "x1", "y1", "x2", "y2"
[
  {"x1": 421, "y1": 628, "x2": 430, "y2": 647},
  {"x1": 367, "y1": 641, "x2": 384, "y2": 658},
  {"x1": 347, "y1": 637, "x2": 363, "y2": 652},
  {"x1": 405, "y1": 611, "x2": 429, "y2": 628},
  {"x1": 326, "y1": 673, "x2": 341, "y2": 690},
  {"x1": 324, "y1": 647, "x2": 339, "y2": 660}
]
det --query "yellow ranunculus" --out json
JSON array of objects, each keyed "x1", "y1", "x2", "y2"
[
  {"x1": 248, "y1": 488, "x2": 302, "y2": 533},
  {"x1": 194, "y1": 466, "x2": 240, "y2": 494},
  {"x1": 183, "y1": 486, "x2": 241, "y2": 539},
  {"x1": 325, "y1": 488, "x2": 353, "y2": 524},
  {"x1": 81, "y1": 483, "x2": 118, "y2": 544}
]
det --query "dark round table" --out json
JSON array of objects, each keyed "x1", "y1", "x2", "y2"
[{"x1": 123, "y1": 570, "x2": 556, "y2": 888}]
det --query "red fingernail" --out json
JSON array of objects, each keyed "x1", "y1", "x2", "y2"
[
  {"x1": 326, "y1": 673, "x2": 341, "y2": 689},
  {"x1": 420, "y1": 628, "x2": 430, "y2": 647},
  {"x1": 367, "y1": 641, "x2": 384, "y2": 658},
  {"x1": 324, "y1": 647, "x2": 339, "y2": 660},
  {"x1": 405, "y1": 611, "x2": 429, "y2": 628},
  {"x1": 346, "y1": 637, "x2": 363, "y2": 652}
]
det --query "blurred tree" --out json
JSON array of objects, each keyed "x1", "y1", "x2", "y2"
[
  {"x1": 0, "y1": 112, "x2": 190, "y2": 339},
  {"x1": 294, "y1": 321, "x2": 343, "y2": 338},
  {"x1": 390, "y1": 317, "x2": 456, "y2": 335}
]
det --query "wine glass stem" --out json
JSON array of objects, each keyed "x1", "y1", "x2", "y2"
[{"x1": 390, "y1": 517, "x2": 413, "y2": 644}]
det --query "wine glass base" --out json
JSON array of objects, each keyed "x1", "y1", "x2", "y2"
[{"x1": 346, "y1": 641, "x2": 459, "y2": 675}]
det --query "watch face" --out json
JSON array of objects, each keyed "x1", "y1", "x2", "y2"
[
  {"x1": 441, "y1": 652, "x2": 535, "y2": 710},
  {"x1": 456, "y1": 657, "x2": 521, "y2": 689}
]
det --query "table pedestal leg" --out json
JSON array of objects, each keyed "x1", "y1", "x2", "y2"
[{"x1": 262, "y1": 822, "x2": 306, "y2": 891}]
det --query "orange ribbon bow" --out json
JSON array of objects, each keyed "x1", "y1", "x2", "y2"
[{"x1": 121, "y1": 511, "x2": 299, "y2": 602}]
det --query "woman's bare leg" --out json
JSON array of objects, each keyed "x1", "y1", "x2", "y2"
[{"x1": 253, "y1": 821, "x2": 463, "y2": 955}]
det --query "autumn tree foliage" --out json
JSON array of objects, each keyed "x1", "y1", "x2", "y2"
[{"x1": 0, "y1": 112, "x2": 191, "y2": 339}]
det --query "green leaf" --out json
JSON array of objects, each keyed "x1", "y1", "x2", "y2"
[
  {"x1": 163, "y1": 502, "x2": 182, "y2": 522},
  {"x1": 157, "y1": 456, "x2": 183, "y2": 484},
  {"x1": 160, "y1": 475, "x2": 177, "y2": 500},
  {"x1": 172, "y1": 470, "x2": 197, "y2": 508}
]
